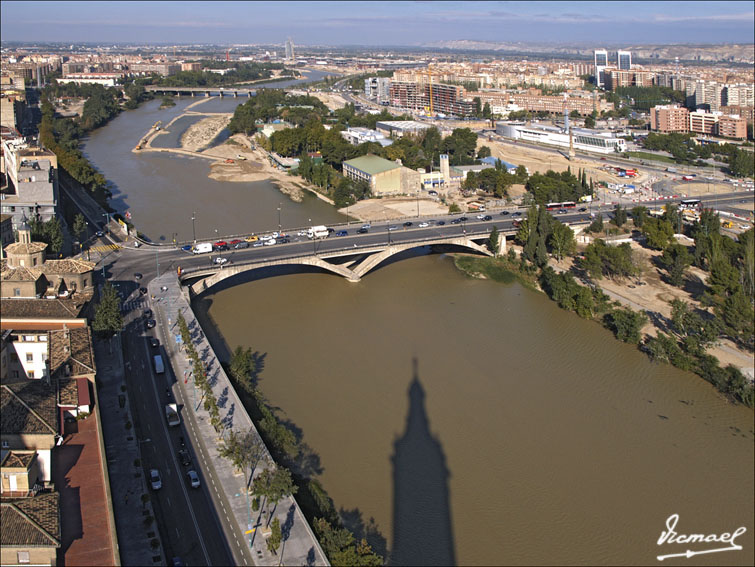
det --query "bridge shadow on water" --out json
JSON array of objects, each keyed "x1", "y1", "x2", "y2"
[{"x1": 390, "y1": 358, "x2": 456, "y2": 566}]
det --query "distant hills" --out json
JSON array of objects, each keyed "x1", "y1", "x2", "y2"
[{"x1": 422, "y1": 40, "x2": 755, "y2": 64}]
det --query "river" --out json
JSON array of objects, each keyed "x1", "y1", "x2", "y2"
[{"x1": 83, "y1": 79, "x2": 754, "y2": 565}]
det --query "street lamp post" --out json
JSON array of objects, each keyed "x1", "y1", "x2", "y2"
[
  {"x1": 191, "y1": 212, "x2": 197, "y2": 243},
  {"x1": 102, "y1": 213, "x2": 111, "y2": 233},
  {"x1": 277, "y1": 204, "x2": 281, "y2": 233}
]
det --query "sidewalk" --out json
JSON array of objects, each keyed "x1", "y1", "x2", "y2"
[
  {"x1": 149, "y1": 273, "x2": 329, "y2": 567},
  {"x1": 93, "y1": 332, "x2": 166, "y2": 566}
]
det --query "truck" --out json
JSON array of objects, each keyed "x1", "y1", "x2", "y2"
[
  {"x1": 153, "y1": 355, "x2": 164, "y2": 374},
  {"x1": 722, "y1": 220, "x2": 734, "y2": 229},
  {"x1": 165, "y1": 404, "x2": 180, "y2": 427},
  {"x1": 192, "y1": 242, "x2": 213, "y2": 254},
  {"x1": 666, "y1": 168, "x2": 678, "y2": 173},
  {"x1": 307, "y1": 225, "x2": 329, "y2": 239}
]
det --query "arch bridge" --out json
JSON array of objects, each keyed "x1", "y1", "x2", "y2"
[{"x1": 180, "y1": 233, "x2": 504, "y2": 296}]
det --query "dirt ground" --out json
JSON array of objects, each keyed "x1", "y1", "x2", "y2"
[
  {"x1": 343, "y1": 197, "x2": 449, "y2": 221},
  {"x1": 180, "y1": 115, "x2": 231, "y2": 152},
  {"x1": 548, "y1": 238, "x2": 754, "y2": 377},
  {"x1": 309, "y1": 91, "x2": 349, "y2": 111}
]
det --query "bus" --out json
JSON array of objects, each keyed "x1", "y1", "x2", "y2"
[
  {"x1": 561, "y1": 201, "x2": 577, "y2": 209},
  {"x1": 680, "y1": 199, "x2": 701, "y2": 210},
  {"x1": 546, "y1": 203, "x2": 561, "y2": 211}
]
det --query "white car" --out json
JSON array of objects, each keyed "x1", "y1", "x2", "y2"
[
  {"x1": 476, "y1": 214, "x2": 486, "y2": 220},
  {"x1": 264, "y1": 239, "x2": 276, "y2": 246},
  {"x1": 213, "y1": 257, "x2": 228, "y2": 265},
  {"x1": 418, "y1": 222, "x2": 429, "y2": 228},
  {"x1": 297, "y1": 230, "x2": 309, "y2": 237},
  {"x1": 187, "y1": 470, "x2": 200, "y2": 488},
  {"x1": 134, "y1": 241, "x2": 141, "y2": 248},
  {"x1": 150, "y1": 469, "x2": 162, "y2": 490},
  {"x1": 740, "y1": 224, "x2": 751, "y2": 230}
]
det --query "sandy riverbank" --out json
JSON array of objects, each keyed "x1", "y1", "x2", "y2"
[{"x1": 180, "y1": 115, "x2": 231, "y2": 152}]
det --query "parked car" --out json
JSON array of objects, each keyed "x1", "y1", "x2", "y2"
[
  {"x1": 187, "y1": 470, "x2": 200, "y2": 488},
  {"x1": 233, "y1": 241, "x2": 249, "y2": 249},
  {"x1": 245, "y1": 235, "x2": 259, "y2": 242},
  {"x1": 149, "y1": 338, "x2": 159, "y2": 348},
  {"x1": 139, "y1": 287, "x2": 148, "y2": 295},
  {"x1": 144, "y1": 309, "x2": 153, "y2": 318},
  {"x1": 134, "y1": 272, "x2": 143, "y2": 280},
  {"x1": 213, "y1": 241, "x2": 228, "y2": 251},
  {"x1": 96, "y1": 231, "x2": 105, "y2": 238},
  {"x1": 181, "y1": 245, "x2": 193, "y2": 252},
  {"x1": 253, "y1": 241, "x2": 264, "y2": 247},
  {"x1": 150, "y1": 469, "x2": 162, "y2": 490},
  {"x1": 146, "y1": 319, "x2": 156, "y2": 329},
  {"x1": 229, "y1": 239, "x2": 243, "y2": 248},
  {"x1": 133, "y1": 241, "x2": 141, "y2": 248}
]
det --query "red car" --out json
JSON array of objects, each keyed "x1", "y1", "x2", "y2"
[
  {"x1": 213, "y1": 241, "x2": 228, "y2": 250},
  {"x1": 229, "y1": 239, "x2": 243, "y2": 247}
]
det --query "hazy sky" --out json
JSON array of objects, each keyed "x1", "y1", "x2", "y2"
[{"x1": 2, "y1": 1, "x2": 753, "y2": 46}]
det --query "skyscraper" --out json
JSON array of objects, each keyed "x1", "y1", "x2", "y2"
[
  {"x1": 285, "y1": 37, "x2": 295, "y2": 61},
  {"x1": 594, "y1": 49, "x2": 608, "y2": 88},
  {"x1": 617, "y1": 50, "x2": 632, "y2": 70}
]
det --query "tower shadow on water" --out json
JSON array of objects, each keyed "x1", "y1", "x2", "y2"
[{"x1": 390, "y1": 359, "x2": 456, "y2": 566}]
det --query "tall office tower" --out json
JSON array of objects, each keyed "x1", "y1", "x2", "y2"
[
  {"x1": 594, "y1": 49, "x2": 608, "y2": 87},
  {"x1": 285, "y1": 37, "x2": 295, "y2": 61},
  {"x1": 617, "y1": 50, "x2": 632, "y2": 70}
]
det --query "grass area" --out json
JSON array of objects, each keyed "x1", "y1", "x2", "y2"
[
  {"x1": 626, "y1": 151, "x2": 678, "y2": 164},
  {"x1": 453, "y1": 254, "x2": 538, "y2": 289}
]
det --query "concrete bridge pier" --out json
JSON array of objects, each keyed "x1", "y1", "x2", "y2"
[
  {"x1": 205, "y1": 91, "x2": 210, "y2": 97},
  {"x1": 248, "y1": 92, "x2": 253, "y2": 97},
  {"x1": 497, "y1": 232, "x2": 507, "y2": 256},
  {"x1": 233, "y1": 91, "x2": 237, "y2": 98}
]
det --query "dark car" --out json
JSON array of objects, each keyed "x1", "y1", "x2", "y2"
[
  {"x1": 178, "y1": 449, "x2": 192, "y2": 467},
  {"x1": 335, "y1": 230, "x2": 348, "y2": 237},
  {"x1": 213, "y1": 241, "x2": 229, "y2": 251},
  {"x1": 512, "y1": 212, "x2": 523, "y2": 217},
  {"x1": 579, "y1": 207, "x2": 587, "y2": 212},
  {"x1": 450, "y1": 219, "x2": 461, "y2": 224},
  {"x1": 233, "y1": 241, "x2": 249, "y2": 249},
  {"x1": 459, "y1": 217, "x2": 469, "y2": 222},
  {"x1": 229, "y1": 239, "x2": 243, "y2": 248},
  {"x1": 483, "y1": 215, "x2": 492, "y2": 221},
  {"x1": 149, "y1": 338, "x2": 159, "y2": 348},
  {"x1": 357, "y1": 227, "x2": 368, "y2": 234},
  {"x1": 146, "y1": 319, "x2": 156, "y2": 329},
  {"x1": 500, "y1": 211, "x2": 510, "y2": 216},
  {"x1": 181, "y1": 245, "x2": 193, "y2": 252},
  {"x1": 276, "y1": 237, "x2": 290, "y2": 244},
  {"x1": 96, "y1": 231, "x2": 105, "y2": 238},
  {"x1": 134, "y1": 272, "x2": 143, "y2": 280},
  {"x1": 139, "y1": 287, "x2": 148, "y2": 295},
  {"x1": 144, "y1": 309, "x2": 153, "y2": 318},
  {"x1": 179, "y1": 436, "x2": 186, "y2": 449},
  {"x1": 403, "y1": 221, "x2": 413, "y2": 227},
  {"x1": 437, "y1": 220, "x2": 445, "y2": 225}
]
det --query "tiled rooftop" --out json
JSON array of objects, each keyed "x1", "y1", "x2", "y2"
[
  {"x1": 42, "y1": 258, "x2": 96, "y2": 275},
  {"x1": 48, "y1": 327, "x2": 95, "y2": 379},
  {"x1": 0, "y1": 491, "x2": 61, "y2": 547},
  {"x1": 0, "y1": 296, "x2": 91, "y2": 320},
  {"x1": 57, "y1": 379, "x2": 79, "y2": 407},
  {"x1": 0, "y1": 381, "x2": 58, "y2": 436},
  {"x1": 0, "y1": 450, "x2": 36, "y2": 470}
]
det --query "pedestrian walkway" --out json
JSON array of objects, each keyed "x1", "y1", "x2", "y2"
[
  {"x1": 149, "y1": 273, "x2": 329, "y2": 567},
  {"x1": 89, "y1": 244, "x2": 122, "y2": 253},
  {"x1": 93, "y1": 331, "x2": 166, "y2": 566}
]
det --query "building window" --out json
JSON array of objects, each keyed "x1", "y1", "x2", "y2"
[
  {"x1": 27, "y1": 353, "x2": 34, "y2": 362},
  {"x1": 28, "y1": 370, "x2": 35, "y2": 379},
  {"x1": 18, "y1": 551, "x2": 30, "y2": 564},
  {"x1": 14, "y1": 288, "x2": 21, "y2": 296},
  {"x1": 1, "y1": 441, "x2": 9, "y2": 448}
]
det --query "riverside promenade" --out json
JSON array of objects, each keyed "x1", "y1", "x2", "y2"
[{"x1": 148, "y1": 272, "x2": 329, "y2": 567}]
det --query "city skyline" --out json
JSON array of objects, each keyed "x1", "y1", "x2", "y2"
[{"x1": 1, "y1": 1, "x2": 754, "y2": 46}]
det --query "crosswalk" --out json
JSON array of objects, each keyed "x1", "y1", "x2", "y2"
[
  {"x1": 122, "y1": 298, "x2": 147, "y2": 312},
  {"x1": 89, "y1": 244, "x2": 122, "y2": 253}
]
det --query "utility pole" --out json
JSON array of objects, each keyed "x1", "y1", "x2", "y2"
[{"x1": 191, "y1": 212, "x2": 197, "y2": 243}]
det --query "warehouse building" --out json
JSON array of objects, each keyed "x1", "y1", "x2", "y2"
[{"x1": 342, "y1": 154, "x2": 420, "y2": 196}]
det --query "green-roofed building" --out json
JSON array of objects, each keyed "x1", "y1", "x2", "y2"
[{"x1": 342, "y1": 154, "x2": 402, "y2": 196}]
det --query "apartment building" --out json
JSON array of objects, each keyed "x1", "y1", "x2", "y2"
[
  {"x1": 650, "y1": 105, "x2": 690, "y2": 133},
  {"x1": 617, "y1": 51, "x2": 632, "y2": 70},
  {"x1": 604, "y1": 69, "x2": 654, "y2": 91},
  {"x1": 364, "y1": 77, "x2": 392, "y2": 104},
  {"x1": 594, "y1": 49, "x2": 608, "y2": 87},
  {"x1": 388, "y1": 81, "x2": 473, "y2": 116},
  {"x1": 721, "y1": 105, "x2": 754, "y2": 124},
  {"x1": 1, "y1": 140, "x2": 59, "y2": 229},
  {"x1": 476, "y1": 90, "x2": 610, "y2": 116},
  {"x1": 689, "y1": 110, "x2": 719, "y2": 135},
  {"x1": 717, "y1": 115, "x2": 747, "y2": 139},
  {"x1": 128, "y1": 62, "x2": 180, "y2": 76}
]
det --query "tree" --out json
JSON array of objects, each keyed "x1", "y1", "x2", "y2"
[
  {"x1": 613, "y1": 204, "x2": 627, "y2": 228},
  {"x1": 229, "y1": 345, "x2": 255, "y2": 392},
  {"x1": 548, "y1": 220, "x2": 576, "y2": 261},
  {"x1": 659, "y1": 243, "x2": 692, "y2": 287},
  {"x1": 487, "y1": 226, "x2": 500, "y2": 256},
  {"x1": 584, "y1": 115, "x2": 596, "y2": 129},
  {"x1": 267, "y1": 517, "x2": 282, "y2": 555},
  {"x1": 92, "y1": 282, "x2": 123, "y2": 338},
  {"x1": 604, "y1": 308, "x2": 648, "y2": 344},
  {"x1": 631, "y1": 206, "x2": 648, "y2": 229},
  {"x1": 73, "y1": 213, "x2": 87, "y2": 243},
  {"x1": 642, "y1": 217, "x2": 674, "y2": 250},
  {"x1": 586, "y1": 214, "x2": 603, "y2": 234},
  {"x1": 266, "y1": 467, "x2": 297, "y2": 525},
  {"x1": 448, "y1": 203, "x2": 461, "y2": 214},
  {"x1": 477, "y1": 145, "x2": 491, "y2": 159}
]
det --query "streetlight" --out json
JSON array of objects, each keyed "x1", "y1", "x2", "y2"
[
  {"x1": 277, "y1": 204, "x2": 282, "y2": 233},
  {"x1": 102, "y1": 213, "x2": 111, "y2": 233},
  {"x1": 191, "y1": 212, "x2": 197, "y2": 243}
]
